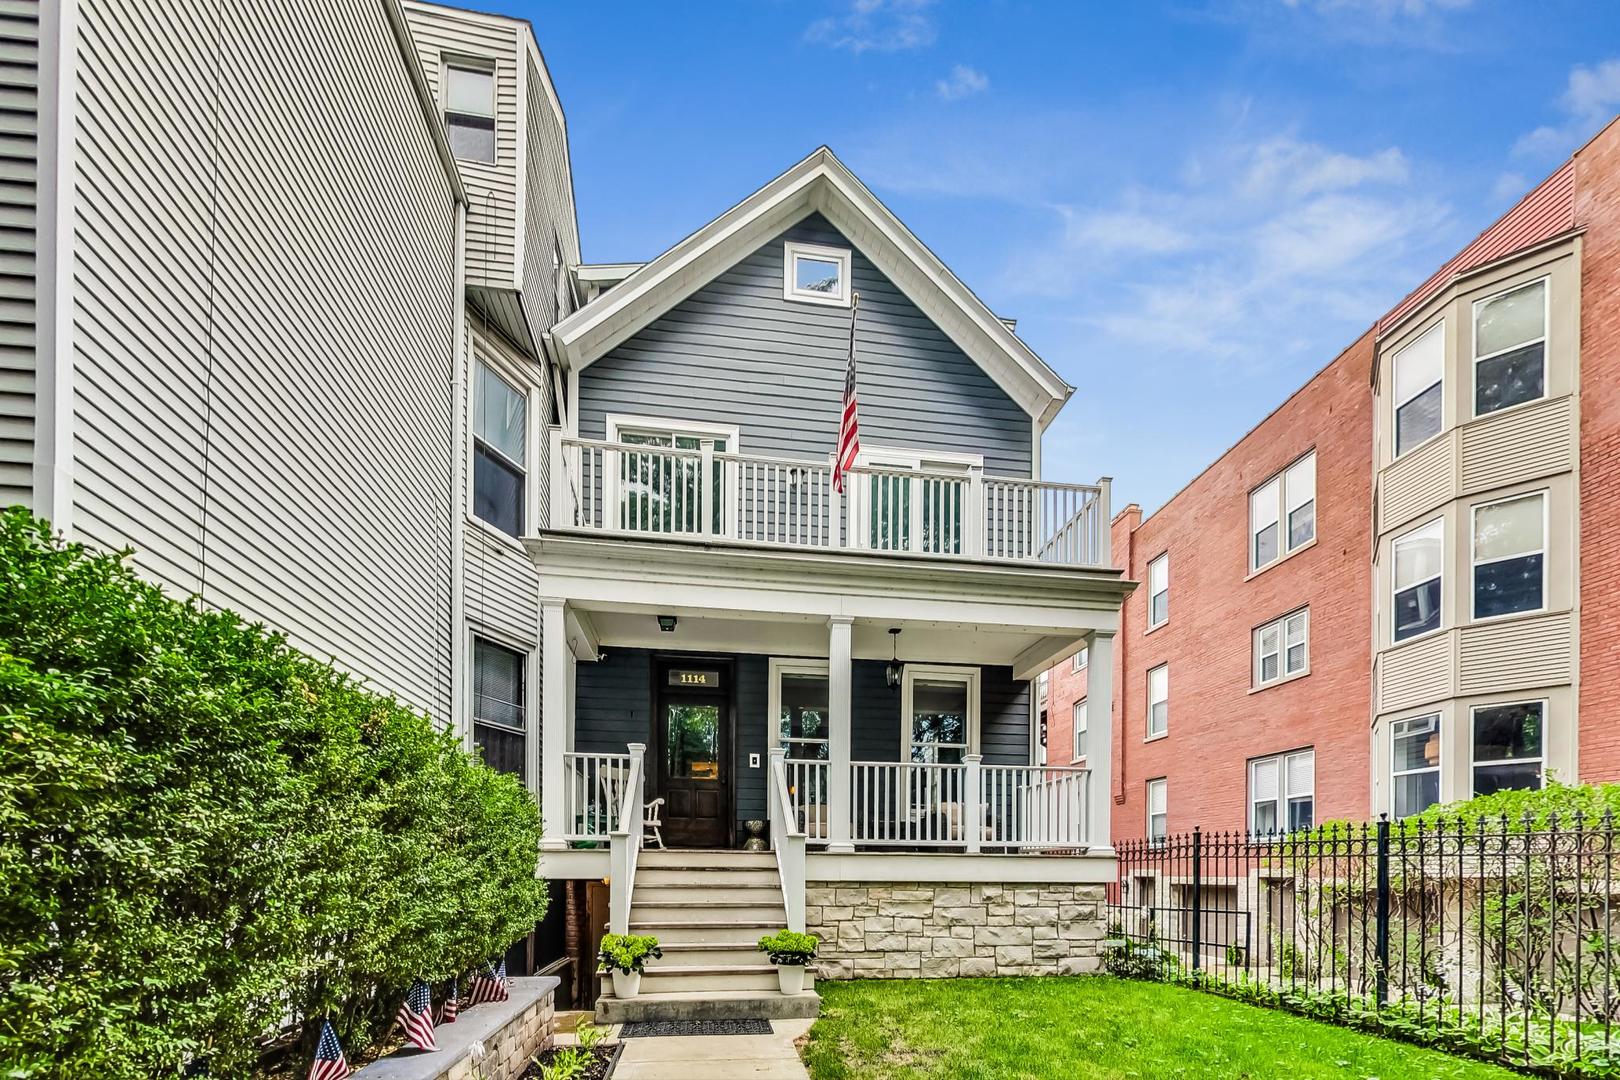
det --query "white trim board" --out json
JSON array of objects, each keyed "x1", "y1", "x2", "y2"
[{"x1": 545, "y1": 147, "x2": 1073, "y2": 427}]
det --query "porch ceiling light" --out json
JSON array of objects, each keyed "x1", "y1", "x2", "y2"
[
  {"x1": 885, "y1": 627, "x2": 903, "y2": 690},
  {"x1": 657, "y1": 614, "x2": 677, "y2": 633}
]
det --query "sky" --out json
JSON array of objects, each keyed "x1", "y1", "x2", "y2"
[{"x1": 486, "y1": 0, "x2": 1620, "y2": 513}]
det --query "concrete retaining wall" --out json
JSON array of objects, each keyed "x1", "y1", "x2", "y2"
[
  {"x1": 806, "y1": 883, "x2": 1106, "y2": 979},
  {"x1": 354, "y1": 976, "x2": 558, "y2": 1080}
]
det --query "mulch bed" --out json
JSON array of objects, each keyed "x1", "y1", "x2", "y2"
[{"x1": 517, "y1": 1042, "x2": 618, "y2": 1080}]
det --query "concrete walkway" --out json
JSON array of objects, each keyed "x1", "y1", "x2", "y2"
[{"x1": 608, "y1": 1018, "x2": 813, "y2": 1080}]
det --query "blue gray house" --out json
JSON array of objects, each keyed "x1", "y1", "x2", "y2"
[{"x1": 533, "y1": 148, "x2": 1133, "y2": 1019}]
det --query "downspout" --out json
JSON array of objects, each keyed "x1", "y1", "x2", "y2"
[
  {"x1": 1114, "y1": 513, "x2": 1132, "y2": 807},
  {"x1": 450, "y1": 200, "x2": 469, "y2": 746}
]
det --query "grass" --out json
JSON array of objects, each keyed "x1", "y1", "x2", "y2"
[{"x1": 800, "y1": 977, "x2": 1524, "y2": 1079}]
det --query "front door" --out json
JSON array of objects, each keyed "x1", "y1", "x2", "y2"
[{"x1": 657, "y1": 662, "x2": 730, "y2": 847}]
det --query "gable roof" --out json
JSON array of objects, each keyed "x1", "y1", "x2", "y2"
[{"x1": 546, "y1": 147, "x2": 1074, "y2": 427}]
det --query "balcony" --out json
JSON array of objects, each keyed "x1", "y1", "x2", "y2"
[{"x1": 549, "y1": 434, "x2": 1111, "y2": 568}]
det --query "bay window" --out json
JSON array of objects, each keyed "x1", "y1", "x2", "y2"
[
  {"x1": 1474, "y1": 279, "x2": 1546, "y2": 417},
  {"x1": 1391, "y1": 713, "x2": 1440, "y2": 818},
  {"x1": 1394, "y1": 323, "x2": 1443, "y2": 457},
  {"x1": 1472, "y1": 701, "x2": 1544, "y2": 795},
  {"x1": 1471, "y1": 493, "x2": 1545, "y2": 619},
  {"x1": 1392, "y1": 519, "x2": 1443, "y2": 642}
]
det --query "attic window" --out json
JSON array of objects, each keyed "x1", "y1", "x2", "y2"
[
  {"x1": 784, "y1": 241, "x2": 851, "y2": 307},
  {"x1": 444, "y1": 62, "x2": 496, "y2": 163}
]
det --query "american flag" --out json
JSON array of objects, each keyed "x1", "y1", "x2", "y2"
[
  {"x1": 468, "y1": 958, "x2": 509, "y2": 1005},
  {"x1": 307, "y1": 1018, "x2": 348, "y2": 1080},
  {"x1": 833, "y1": 292, "x2": 861, "y2": 493},
  {"x1": 395, "y1": 979, "x2": 438, "y2": 1052},
  {"x1": 438, "y1": 979, "x2": 458, "y2": 1024}
]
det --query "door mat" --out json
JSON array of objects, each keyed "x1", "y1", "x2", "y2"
[{"x1": 617, "y1": 1019, "x2": 773, "y2": 1038}]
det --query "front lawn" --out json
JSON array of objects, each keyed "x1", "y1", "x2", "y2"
[{"x1": 801, "y1": 977, "x2": 1521, "y2": 1079}]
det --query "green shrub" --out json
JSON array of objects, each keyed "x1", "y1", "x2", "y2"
[
  {"x1": 597, "y1": 934, "x2": 662, "y2": 974},
  {"x1": 0, "y1": 510, "x2": 547, "y2": 1078},
  {"x1": 757, "y1": 930, "x2": 819, "y2": 966}
]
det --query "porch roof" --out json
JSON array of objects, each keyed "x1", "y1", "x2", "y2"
[{"x1": 527, "y1": 531, "x2": 1134, "y2": 677}]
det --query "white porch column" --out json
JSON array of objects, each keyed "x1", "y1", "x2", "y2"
[
  {"x1": 540, "y1": 597, "x2": 569, "y2": 851},
  {"x1": 1085, "y1": 631, "x2": 1115, "y2": 854},
  {"x1": 827, "y1": 614, "x2": 855, "y2": 853}
]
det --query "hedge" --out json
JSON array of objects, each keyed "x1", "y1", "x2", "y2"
[{"x1": 0, "y1": 509, "x2": 548, "y2": 1078}]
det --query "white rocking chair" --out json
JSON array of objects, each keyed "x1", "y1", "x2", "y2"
[{"x1": 643, "y1": 798, "x2": 666, "y2": 849}]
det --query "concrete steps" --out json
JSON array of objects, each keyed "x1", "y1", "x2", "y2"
[{"x1": 598, "y1": 849, "x2": 819, "y2": 1023}]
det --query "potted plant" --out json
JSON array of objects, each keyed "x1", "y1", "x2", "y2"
[
  {"x1": 598, "y1": 933, "x2": 662, "y2": 1000},
  {"x1": 758, "y1": 930, "x2": 819, "y2": 994}
]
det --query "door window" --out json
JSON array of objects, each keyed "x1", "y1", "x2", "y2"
[{"x1": 665, "y1": 703, "x2": 720, "y2": 781}]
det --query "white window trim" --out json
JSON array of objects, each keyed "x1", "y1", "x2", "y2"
[
  {"x1": 1248, "y1": 450, "x2": 1316, "y2": 573},
  {"x1": 1146, "y1": 663, "x2": 1168, "y2": 740},
  {"x1": 1392, "y1": 517, "x2": 1445, "y2": 645},
  {"x1": 1146, "y1": 552, "x2": 1169, "y2": 629},
  {"x1": 472, "y1": 360, "x2": 528, "y2": 535},
  {"x1": 1469, "y1": 491, "x2": 1549, "y2": 624},
  {"x1": 1471, "y1": 276, "x2": 1550, "y2": 421},
  {"x1": 1146, "y1": 777, "x2": 1168, "y2": 842},
  {"x1": 1072, "y1": 698, "x2": 1088, "y2": 763},
  {"x1": 1247, "y1": 748, "x2": 1314, "y2": 836},
  {"x1": 602, "y1": 413, "x2": 742, "y2": 538},
  {"x1": 899, "y1": 664, "x2": 981, "y2": 761},
  {"x1": 442, "y1": 56, "x2": 496, "y2": 118},
  {"x1": 783, "y1": 240, "x2": 852, "y2": 307},
  {"x1": 767, "y1": 657, "x2": 831, "y2": 756},
  {"x1": 1252, "y1": 607, "x2": 1309, "y2": 689},
  {"x1": 1390, "y1": 712, "x2": 1442, "y2": 820},
  {"x1": 1072, "y1": 647, "x2": 1088, "y2": 673},
  {"x1": 1468, "y1": 698, "x2": 1548, "y2": 797},
  {"x1": 1393, "y1": 321, "x2": 1446, "y2": 461}
]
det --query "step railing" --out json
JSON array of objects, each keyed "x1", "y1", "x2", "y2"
[
  {"x1": 562, "y1": 751, "x2": 632, "y2": 842},
  {"x1": 607, "y1": 743, "x2": 646, "y2": 935},
  {"x1": 768, "y1": 749, "x2": 807, "y2": 933},
  {"x1": 552, "y1": 432, "x2": 1111, "y2": 568}
]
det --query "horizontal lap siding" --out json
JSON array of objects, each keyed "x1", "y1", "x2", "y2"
[
  {"x1": 580, "y1": 215, "x2": 1032, "y2": 477},
  {"x1": 73, "y1": 0, "x2": 457, "y2": 718},
  {"x1": 980, "y1": 667, "x2": 1031, "y2": 766},
  {"x1": 1457, "y1": 612, "x2": 1573, "y2": 695},
  {"x1": 1377, "y1": 632, "x2": 1455, "y2": 714},
  {"x1": 574, "y1": 647, "x2": 650, "y2": 755},
  {"x1": 0, "y1": 0, "x2": 35, "y2": 506},
  {"x1": 1379, "y1": 433, "x2": 1454, "y2": 533},
  {"x1": 404, "y1": 6, "x2": 517, "y2": 289},
  {"x1": 519, "y1": 50, "x2": 576, "y2": 349},
  {"x1": 1459, "y1": 397, "x2": 1573, "y2": 494}
]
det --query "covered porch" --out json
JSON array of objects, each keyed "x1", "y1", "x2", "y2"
[{"x1": 529, "y1": 531, "x2": 1130, "y2": 887}]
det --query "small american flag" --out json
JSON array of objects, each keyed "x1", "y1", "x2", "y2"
[
  {"x1": 307, "y1": 1018, "x2": 348, "y2": 1080},
  {"x1": 438, "y1": 979, "x2": 458, "y2": 1024},
  {"x1": 833, "y1": 292, "x2": 861, "y2": 494},
  {"x1": 395, "y1": 979, "x2": 438, "y2": 1052},
  {"x1": 468, "y1": 958, "x2": 509, "y2": 1005}
]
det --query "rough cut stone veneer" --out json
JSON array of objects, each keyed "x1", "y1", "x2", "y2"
[
  {"x1": 806, "y1": 883, "x2": 1106, "y2": 979},
  {"x1": 354, "y1": 976, "x2": 557, "y2": 1080}
]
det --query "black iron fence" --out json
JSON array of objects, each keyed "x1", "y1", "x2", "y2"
[{"x1": 1109, "y1": 816, "x2": 1620, "y2": 1077}]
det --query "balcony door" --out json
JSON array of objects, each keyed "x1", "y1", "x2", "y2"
[
  {"x1": 606, "y1": 415, "x2": 737, "y2": 538},
  {"x1": 851, "y1": 448, "x2": 979, "y2": 555},
  {"x1": 655, "y1": 660, "x2": 731, "y2": 848}
]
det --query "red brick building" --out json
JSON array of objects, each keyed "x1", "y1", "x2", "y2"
[{"x1": 1047, "y1": 116, "x2": 1620, "y2": 841}]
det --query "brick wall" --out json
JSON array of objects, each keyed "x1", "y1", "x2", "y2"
[
  {"x1": 1047, "y1": 340, "x2": 1375, "y2": 843},
  {"x1": 1577, "y1": 118, "x2": 1620, "y2": 780}
]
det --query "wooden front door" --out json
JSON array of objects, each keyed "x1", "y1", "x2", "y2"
[{"x1": 656, "y1": 662, "x2": 730, "y2": 847}]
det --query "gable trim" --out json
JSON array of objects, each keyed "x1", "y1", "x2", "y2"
[{"x1": 547, "y1": 148, "x2": 1073, "y2": 427}]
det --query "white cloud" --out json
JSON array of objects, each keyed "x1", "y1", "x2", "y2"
[
  {"x1": 1512, "y1": 57, "x2": 1620, "y2": 161},
  {"x1": 1060, "y1": 209, "x2": 1191, "y2": 256},
  {"x1": 805, "y1": 0, "x2": 936, "y2": 54},
  {"x1": 1491, "y1": 171, "x2": 1530, "y2": 204},
  {"x1": 1241, "y1": 137, "x2": 1408, "y2": 198},
  {"x1": 1280, "y1": 0, "x2": 1472, "y2": 13},
  {"x1": 934, "y1": 64, "x2": 989, "y2": 102}
]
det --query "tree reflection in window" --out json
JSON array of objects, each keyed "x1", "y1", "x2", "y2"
[{"x1": 666, "y1": 703, "x2": 719, "y2": 780}]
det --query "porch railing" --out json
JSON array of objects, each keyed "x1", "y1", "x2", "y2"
[
  {"x1": 849, "y1": 758, "x2": 1090, "y2": 852},
  {"x1": 782, "y1": 757, "x2": 831, "y2": 843},
  {"x1": 768, "y1": 749, "x2": 807, "y2": 933},
  {"x1": 552, "y1": 433, "x2": 1111, "y2": 568},
  {"x1": 562, "y1": 751, "x2": 632, "y2": 842}
]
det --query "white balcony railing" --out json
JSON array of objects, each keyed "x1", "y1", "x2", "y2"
[
  {"x1": 562, "y1": 751, "x2": 632, "y2": 841},
  {"x1": 782, "y1": 757, "x2": 831, "y2": 843},
  {"x1": 551, "y1": 434, "x2": 1111, "y2": 568}
]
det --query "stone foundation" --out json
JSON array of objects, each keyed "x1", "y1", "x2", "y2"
[
  {"x1": 355, "y1": 975, "x2": 557, "y2": 1080},
  {"x1": 806, "y1": 883, "x2": 1106, "y2": 979}
]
